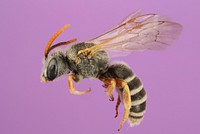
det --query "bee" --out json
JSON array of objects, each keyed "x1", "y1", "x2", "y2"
[{"x1": 41, "y1": 11, "x2": 182, "y2": 131}]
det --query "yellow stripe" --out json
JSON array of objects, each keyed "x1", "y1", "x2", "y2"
[
  {"x1": 124, "y1": 75, "x2": 136, "y2": 83},
  {"x1": 131, "y1": 94, "x2": 147, "y2": 106},
  {"x1": 130, "y1": 85, "x2": 143, "y2": 95},
  {"x1": 129, "y1": 111, "x2": 146, "y2": 117}
]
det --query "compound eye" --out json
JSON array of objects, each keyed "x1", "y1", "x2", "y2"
[{"x1": 47, "y1": 58, "x2": 58, "y2": 81}]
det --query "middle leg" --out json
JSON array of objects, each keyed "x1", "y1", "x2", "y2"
[{"x1": 100, "y1": 78, "x2": 116, "y2": 101}]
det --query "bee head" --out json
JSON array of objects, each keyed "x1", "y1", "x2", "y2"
[
  {"x1": 41, "y1": 24, "x2": 76, "y2": 82},
  {"x1": 41, "y1": 50, "x2": 70, "y2": 82}
]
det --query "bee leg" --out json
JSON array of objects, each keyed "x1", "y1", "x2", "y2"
[
  {"x1": 114, "y1": 95, "x2": 121, "y2": 118},
  {"x1": 100, "y1": 78, "x2": 116, "y2": 101},
  {"x1": 68, "y1": 74, "x2": 91, "y2": 95},
  {"x1": 116, "y1": 80, "x2": 131, "y2": 131},
  {"x1": 105, "y1": 78, "x2": 116, "y2": 101}
]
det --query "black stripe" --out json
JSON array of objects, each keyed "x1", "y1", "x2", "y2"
[
  {"x1": 131, "y1": 88, "x2": 146, "y2": 101},
  {"x1": 130, "y1": 101, "x2": 146, "y2": 113},
  {"x1": 129, "y1": 115, "x2": 143, "y2": 119},
  {"x1": 128, "y1": 77, "x2": 142, "y2": 91},
  {"x1": 106, "y1": 64, "x2": 133, "y2": 79}
]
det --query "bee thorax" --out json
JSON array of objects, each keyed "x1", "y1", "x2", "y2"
[{"x1": 66, "y1": 42, "x2": 109, "y2": 78}]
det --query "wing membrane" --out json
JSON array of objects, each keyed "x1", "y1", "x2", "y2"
[{"x1": 86, "y1": 11, "x2": 182, "y2": 57}]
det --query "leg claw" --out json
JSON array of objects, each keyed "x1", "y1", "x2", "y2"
[
  {"x1": 105, "y1": 91, "x2": 114, "y2": 101},
  {"x1": 114, "y1": 112, "x2": 118, "y2": 118},
  {"x1": 85, "y1": 88, "x2": 92, "y2": 93},
  {"x1": 109, "y1": 95, "x2": 114, "y2": 101},
  {"x1": 102, "y1": 84, "x2": 108, "y2": 88}
]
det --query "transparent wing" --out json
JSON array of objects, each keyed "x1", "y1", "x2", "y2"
[{"x1": 86, "y1": 11, "x2": 182, "y2": 57}]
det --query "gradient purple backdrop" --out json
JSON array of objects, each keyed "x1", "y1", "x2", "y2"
[{"x1": 1, "y1": 0, "x2": 199, "y2": 134}]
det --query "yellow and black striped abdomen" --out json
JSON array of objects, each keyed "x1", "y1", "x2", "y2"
[
  {"x1": 99, "y1": 63, "x2": 147, "y2": 127},
  {"x1": 125, "y1": 75, "x2": 146, "y2": 126}
]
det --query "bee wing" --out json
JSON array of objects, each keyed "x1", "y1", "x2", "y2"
[{"x1": 86, "y1": 12, "x2": 182, "y2": 57}]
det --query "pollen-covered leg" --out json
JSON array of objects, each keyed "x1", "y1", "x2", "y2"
[
  {"x1": 100, "y1": 78, "x2": 116, "y2": 101},
  {"x1": 68, "y1": 74, "x2": 91, "y2": 95},
  {"x1": 117, "y1": 80, "x2": 131, "y2": 131},
  {"x1": 115, "y1": 95, "x2": 121, "y2": 118}
]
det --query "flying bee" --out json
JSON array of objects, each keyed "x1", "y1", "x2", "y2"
[{"x1": 41, "y1": 11, "x2": 182, "y2": 131}]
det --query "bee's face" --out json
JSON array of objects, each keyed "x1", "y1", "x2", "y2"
[{"x1": 41, "y1": 51, "x2": 70, "y2": 82}]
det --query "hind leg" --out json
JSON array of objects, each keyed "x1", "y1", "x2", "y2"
[
  {"x1": 115, "y1": 95, "x2": 121, "y2": 118},
  {"x1": 116, "y1": 80, "x2": 131, "y2": 131}
]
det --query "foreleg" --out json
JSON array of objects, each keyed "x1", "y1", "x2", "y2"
[{"x1": 68, "y1": 74, "x2": 91, "y2": 95}]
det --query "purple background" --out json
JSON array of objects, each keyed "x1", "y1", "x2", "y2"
[{"x1": 1, "y1": 0, "x2": 199, "y2": 134}]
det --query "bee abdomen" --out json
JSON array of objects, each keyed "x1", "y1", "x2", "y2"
[
  {"x1": 125, "y1": 75, "x2": 147, "y2": 126},
  {"x1": 99, "y1": 63, "x2": 147, "y2": 127}
]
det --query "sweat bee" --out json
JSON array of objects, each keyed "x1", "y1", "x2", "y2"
[{"x1": 41, "y1": 11, "x2": 182, "y2": 131}]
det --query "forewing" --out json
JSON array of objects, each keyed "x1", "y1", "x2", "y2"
[
  {"x1": 86, "y1": 12, "x2": 182, "y2": 57},
  {"x1": 87, "y1": 10, "x2": 142, "y2": 43}
]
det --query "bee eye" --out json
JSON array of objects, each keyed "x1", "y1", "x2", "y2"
[{"x1": 47, "y1": 58, "x2": 58, "y2": 81}]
